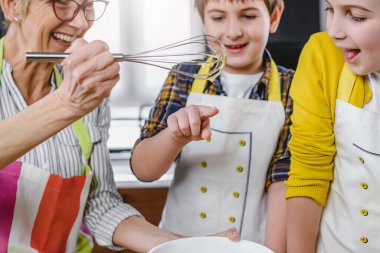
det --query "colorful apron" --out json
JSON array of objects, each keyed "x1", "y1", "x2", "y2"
[
  {"x1": 317, "y1": 64, "x2": 380, "y2": 252},
  {"x1": 160, "y1": 61, "x2": 285, "y2": 244},
  {"x1": 0, "y1": 38, "x2": 93, "y2": 253}
]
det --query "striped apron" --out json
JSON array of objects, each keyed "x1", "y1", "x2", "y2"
[{"x1": 0, "y1": 38, "x2": 93, "y2": 253}]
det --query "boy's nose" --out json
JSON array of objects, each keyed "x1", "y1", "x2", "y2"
[{"x1": 226, "y1": 19, "x2": 243, "y2": 39}]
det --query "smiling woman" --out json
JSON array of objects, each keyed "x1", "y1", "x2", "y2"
[{"x1": 0, "y1": 0, "x2": 238, "y2": 252}]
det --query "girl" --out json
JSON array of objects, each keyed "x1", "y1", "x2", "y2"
[{"x1": 286, "y1": 0, "x2": 380, "y2": 252}]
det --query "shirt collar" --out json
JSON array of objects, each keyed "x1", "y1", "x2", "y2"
[{"x1": 209, "y1": 49, "x2": 273, "y2": 96}]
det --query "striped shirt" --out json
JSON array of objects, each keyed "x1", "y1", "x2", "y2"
[
  {"x1": 136, "y1": 50, "x2": 294, "y2": 187},
  {"x1": 0, "y1": 60, "x2": 141, "y2": 249}
]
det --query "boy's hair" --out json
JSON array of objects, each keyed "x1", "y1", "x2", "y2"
[{"x1": 195, "y1": 0, "x2": 282, "y2": 21}]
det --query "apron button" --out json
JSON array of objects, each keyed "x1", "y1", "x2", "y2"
[
  {"x1": 229, "y1": 216, "x2": 236, "y2": 223},
  {"x1": 358, "y1": 156, "x2": 365, "y2": 164},
  {"x1": 360, "y1": 236, "x2": 368, "y2": 244},
  {"x1": 233, "y1": 192, "x2": 240, "y2": 198},
  {"x1": 200, "y1": 186, "x2": 207, "y2": 193},
  {"x1": 360, "y1": 209, "x2": 369, "y2": 216},
  {"x1": 239, "y1": 140, "x2": 247, "y2": 147},
  {"x1": 236, "y1": 166, "x2": 244, "y2": 173},
  {"x1": 201, "y1": 161, "x2": 207, "y2": 168},
  {"x1": 361, "y1": 183, "x2": 368, "y2": 189},
  {"x1": 199, "y1": 212, "x2": 207, "y2": 219}
]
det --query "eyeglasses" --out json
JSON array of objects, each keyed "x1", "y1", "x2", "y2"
[{"x1": 52, "y1": 0, "x2": 109, "y2": 22}]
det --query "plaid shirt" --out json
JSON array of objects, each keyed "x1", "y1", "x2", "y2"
[{"x1": 135, "y1": 50, "x2": 294, "y2": 187}]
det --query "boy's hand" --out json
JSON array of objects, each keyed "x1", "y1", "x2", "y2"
[
  {"x1": 167, "y1": 105, "x2": 219, "y2": 143},
  {"x1": 212, "y1": 228, "x2": 240, "y2": 241}
]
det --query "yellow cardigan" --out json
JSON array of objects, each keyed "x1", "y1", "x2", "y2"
[{"x1": 285, "y1": 32, "x2": 373, "y2": 206}]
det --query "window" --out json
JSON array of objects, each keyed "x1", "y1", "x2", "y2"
[
  {"x1": 85, "y1": 0, "x2": 202, "y2": 151},
  {"x1": 85, "y1": 0, "x2": 202, "y2": 118}
]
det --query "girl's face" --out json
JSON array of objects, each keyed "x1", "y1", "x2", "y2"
[
  {"x1": 203, "y1": 0, "x2": 282, "y2": 74},
  {"x1": 326, "y1": 0, "x2": 380, "y2": 75}
]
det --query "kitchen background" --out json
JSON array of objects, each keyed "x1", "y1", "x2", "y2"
[{"x1": 0, "y1": 1, "x2": 326, "y2": 252}]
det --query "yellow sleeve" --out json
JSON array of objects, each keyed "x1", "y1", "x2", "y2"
[{"x1": 285, "y1": 32, "x2": 344, "y2": 206}]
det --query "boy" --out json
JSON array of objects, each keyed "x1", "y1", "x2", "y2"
[
  {"x1": 286, "y1": 0, "x2": 380, "y2": 252},
  {"x1": 131, "y1": 0, "x2": 293, "y2": 252}
]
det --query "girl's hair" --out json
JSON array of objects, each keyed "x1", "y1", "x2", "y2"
[{"x1": 194, "y1": 0, "x2": 282, "y2": 21}]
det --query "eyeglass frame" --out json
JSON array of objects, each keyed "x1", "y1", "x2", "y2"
[{"x1": 51, "y1": 0, "x2": 109, "y2": 22}]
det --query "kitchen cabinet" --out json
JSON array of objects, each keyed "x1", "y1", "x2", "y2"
[{"x1": 93, "y1": 187, "x2": 169, "y2": 253}]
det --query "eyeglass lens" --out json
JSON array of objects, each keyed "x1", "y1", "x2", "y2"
[{"x1": 54, "y1": 0, "x2": 107, "y2": 21}]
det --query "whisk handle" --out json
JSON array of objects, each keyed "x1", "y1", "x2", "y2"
[{"x1": 26, "y1": 52, "x2": 125, "y2": 63}]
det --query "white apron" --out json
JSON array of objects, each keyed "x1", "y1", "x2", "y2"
[
  {"x1": 160, "y1": 61, "x2": 285, "y2": 243},
  {"x1": 317, "y1": 64, "x2": 380, "y2": 252}
]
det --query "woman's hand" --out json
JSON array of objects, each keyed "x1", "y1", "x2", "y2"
[
  {"x1": 54, "y1": 38, "x2": 120, "y2": 116},
  {"x1": 167, "y1": 105, "x2": 219, "y2": 144}
]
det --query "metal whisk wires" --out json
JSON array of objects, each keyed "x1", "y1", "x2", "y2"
[{"x1": 26, "y1": 35, "x2": 226, "y2": 80}]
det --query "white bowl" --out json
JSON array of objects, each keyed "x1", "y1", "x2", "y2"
[{"x1": 148, "y1": 237, "x2": 274, "y2": 253}]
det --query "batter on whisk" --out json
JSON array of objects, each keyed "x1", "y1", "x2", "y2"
[{"x1": 131, "y1": 1, "x2": 293, "y2": 252}]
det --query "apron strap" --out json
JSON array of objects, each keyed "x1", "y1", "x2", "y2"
[
  {"x1": 337, "y1": 63, "x2": 371, "y2": 108},
  {"x1": 337, "y1": 64, "x2": 357, "y2": 102},
  {"x1": 191, "y1": 57, "x2": 215, "y2": 93},
  {"x1": 54, "y1": 68, "x2": 93, "y2": 176},
  {"x1": 268, "y1": 60, "x2": 281, "y2": 101},
  {"x1": 191, "y1": 57, "x2": 281, "y2": 101}
]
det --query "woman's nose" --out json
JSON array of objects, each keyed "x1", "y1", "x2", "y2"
[{"x1": 68, "y1": 9, "x2": 91, "y2": 30}]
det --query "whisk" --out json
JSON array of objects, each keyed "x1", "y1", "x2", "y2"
[{"x1": 26, "y1": 35, "x2": 226, "y2": 81}]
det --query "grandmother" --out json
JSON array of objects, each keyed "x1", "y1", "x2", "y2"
[{"x1": 0, "y1": 0, "x2": 238, "y2": 252}]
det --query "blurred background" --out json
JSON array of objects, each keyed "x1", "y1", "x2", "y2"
[{"x1": 83, "y1": 0, "x2": 326, "y2": 155}]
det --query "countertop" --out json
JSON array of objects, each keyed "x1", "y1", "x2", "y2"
[{"x1": 110, "y1": 151, "x2": 174, "y2": 189}]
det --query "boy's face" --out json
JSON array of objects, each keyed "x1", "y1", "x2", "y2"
[
  {"x1": 203, "y1": 0, "x2": 282, "y2": 74},
  {"x1": 326, "y1": 0, "x2": 380, "y2": 75}
]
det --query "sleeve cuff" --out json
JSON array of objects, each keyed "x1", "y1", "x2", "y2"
[
  {"x1": 285, "y1": 178, "x2": 330, "y2": 206},
  {"x1": 92, "y1": 203, "x2": 144, "y2": 250}
]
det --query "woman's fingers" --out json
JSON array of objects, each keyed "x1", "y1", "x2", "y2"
[
  {"x1": 62, "y1": 39, "x2": 109, "y2": 68},
  {"x1": 56, "y1": 39, "x2": 120, "y2": 116}
]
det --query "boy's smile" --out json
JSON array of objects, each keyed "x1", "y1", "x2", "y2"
[{"x1": 225, "y1": 43, "x2": 248, "y2": 54}]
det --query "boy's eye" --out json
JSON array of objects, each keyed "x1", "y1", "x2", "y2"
[
  {"x1": 211, "y1": 16, "x2": 224, "y2": 22},
  {"x1": 242, "y1": 14, "x2": 256, "y2": 20}
]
